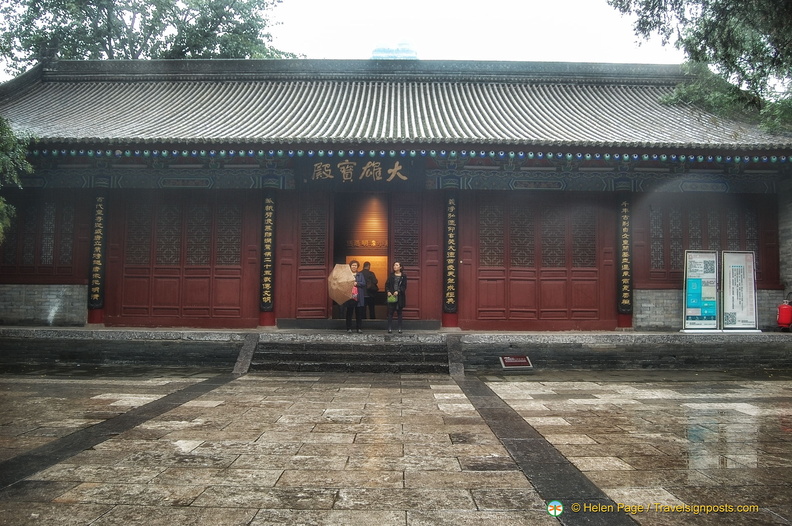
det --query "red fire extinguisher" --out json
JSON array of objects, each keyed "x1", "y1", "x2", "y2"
[{"x1": 778, "y1": 292, "x2": 792, "y2": 331}]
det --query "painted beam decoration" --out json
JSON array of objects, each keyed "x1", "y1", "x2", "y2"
[
  {"x1": 444, "y1": 194, "x2": 458, "y2": 313},
  {"x1": 260, "y1": 194, "x2": 275, "y2": 311},
  {"x1": 618, "y1": 197, "x2": 632, "y2": 314},
  {"x1": 88, "y1": 195, "x2": 106, "y2": 309}
]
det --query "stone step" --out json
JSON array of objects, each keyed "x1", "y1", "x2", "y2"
[
  {"x1": 252, "y1": 353, "x2": 449, "y2": 365},
  {"x1": 250, "y1": 360, "x2": 448, "y2": 374},
  {"x1": 275, "y1": 319, "x2": 442, "y2": 331},
  {"x1": 253, "y1": 346, "x2": 448, "y2": 361},
  {"x1": 250, "y1": 338, "x2": 449, "y2": 373}
]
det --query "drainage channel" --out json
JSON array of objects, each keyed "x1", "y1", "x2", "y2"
[
  {"x1": 0, "y1": 373, "x2": 237, "y2": 490},
  {"x1": 453, "y1": 374, "x2": 637, "y2": 526}
]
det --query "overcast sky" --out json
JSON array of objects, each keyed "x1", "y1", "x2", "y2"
[
  {"x1": 0, "y1": 0, "x2": 685, "y2": 82},
  {"x1": 269, "y1": 0, "x2": 685, "y2": 64}
]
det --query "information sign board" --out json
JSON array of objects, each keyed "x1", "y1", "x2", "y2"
[
  {"x1": 722, "y1": 251, "x2": 758, "y2": 330},
  {"x1": 683, "y1": 251, "x2": 719, "y2": 330}
]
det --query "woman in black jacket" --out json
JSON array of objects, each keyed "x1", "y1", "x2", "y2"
[{"x1": 385, "y1": 261, "x2": 407, "y2": 333}]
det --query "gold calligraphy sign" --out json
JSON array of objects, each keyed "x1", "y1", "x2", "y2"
[
  {"x1": 88, "y1": 196, "x2": 106, "y2": 308},
  {"x1": 311, "y1": 160, "x2": 409, "y2": 184},
  {"x1": 444, "y1": 196, "x2": 458, "y2": 313},
  {"x1": 618, "y1": 198, "x2": 632, "y2": 313},
  {"x1": 261, "y1": 195, "x2": 276, "y2": 310}
]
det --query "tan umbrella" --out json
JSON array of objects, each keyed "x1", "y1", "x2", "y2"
[{"x1": 328, "y1": 263, "x2": 356, "y2": 305}]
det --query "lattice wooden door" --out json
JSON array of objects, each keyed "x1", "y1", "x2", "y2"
[
  {"x1": 463, "y1": 192, "x2": 616, "y2": 330},
  {"x1": 106, "y1": 191, "x2": 260, "y2": 327}
]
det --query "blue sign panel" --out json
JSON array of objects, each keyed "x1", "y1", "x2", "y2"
[{"x1": 683, "y1": 251, "x2": 719, "y2": 330}]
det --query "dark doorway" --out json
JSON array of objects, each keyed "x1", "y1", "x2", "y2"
[{"x1": 332, "y1": 193, "x2": 389, "y2": 318}]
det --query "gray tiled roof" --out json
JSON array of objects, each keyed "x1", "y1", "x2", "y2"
[{"x1": 0, "y1": 59, "x2": 789, "y2": 150}]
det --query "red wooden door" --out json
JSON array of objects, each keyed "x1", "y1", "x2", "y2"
[
  {"x1": 390, "y1": 192, "x2": 443, "y2": 322},
  {"x1": 106, "y1": 190, "x2": 260, "y2": 327},
  {"x1": 274, "y1": 190, "x2": 332, "y2": 319},
  {"x1": 460, "y1": 192, "x2": 616, "y2": 330}
]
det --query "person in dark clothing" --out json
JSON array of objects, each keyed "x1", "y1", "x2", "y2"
[
  {"x1": 385, "y1": 261, "x2": 407, "y2": 333},
  {"x1": 344, "y1": 260, "x2": 367, "y2": 333},
  {"x1": 360, "y1": 261, "x2": 378, "y2": 319}
]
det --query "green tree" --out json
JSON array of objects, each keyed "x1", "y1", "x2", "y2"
[
  {"x1": 0, "y1": 117, "x2": 31, "y2": 244},
  {"x1": 0, "y1": 0, "x2": 298, "y2": 73},
  {"x1": 608, "y1": 0, "x2": 792, "y2": 132}
]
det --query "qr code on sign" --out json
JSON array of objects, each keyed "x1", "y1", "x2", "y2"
[
  {"x1": 724, "y1": 312, "x2": 736, "y2": 325},
  {"x1": 704, "y1": 260, "x2": 716, "y2": 274}
]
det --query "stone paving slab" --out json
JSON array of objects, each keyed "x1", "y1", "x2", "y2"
[
  {"x1": 482, "y1": 370, "x2": 792, "y2": 525},
  {"x1": 0, "y1": 368, "x2": 790, "y2": 525}
]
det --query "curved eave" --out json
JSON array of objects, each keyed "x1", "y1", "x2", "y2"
[{"x1": 27, "y1": 136, "x2": 792, "y2": 152}]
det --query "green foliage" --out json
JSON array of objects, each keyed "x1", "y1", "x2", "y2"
[
  {"x1": 609, "y1": 0, "x2": 792, "y2": 131},
  {"x1": 0, "y1": 0, "x2": 299, "y2": 72},
  {"x1": 662, "y1": 62, "x2": 760, "y2": 120},
  {"x1": 760, "y1": 95, "x2": 792, "y2": 135},
  {"x1": 0, "y1": 117, "x2": 31, "y2": 244},
  {"x1": 662, "y1": 63, "x2": 792, "y2": 134}
]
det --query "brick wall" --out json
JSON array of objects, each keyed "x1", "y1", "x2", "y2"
[
  {"x1": 457, "y1": 332, "x2": 792, "y2": 373},
  {"x1": 0, "y1": 285, "x2": 87, "y2": 326},
  {"x1": 634, "y1": 289, "x2": 784, "y2": 331},
  {"x1": 758, "y1": 289, "x2": 785, "y2": 330},
  {"x1": 0, "y1": 284, "x2": 785, "y2": 330},
  {"x1": 780, "y1": 178, "x2": 792, "y2": 295},
  {"x1": 633, "y1": 290, "x2": 682, "y2": 330}
]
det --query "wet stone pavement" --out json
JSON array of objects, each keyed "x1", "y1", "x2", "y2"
[{"x1": 0, "y1": 367, "x2": 791, "y2": 525}]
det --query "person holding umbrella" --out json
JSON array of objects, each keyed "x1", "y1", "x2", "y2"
[{"x1": 345, "y1": 260, "x2": 367, "y2": 333}]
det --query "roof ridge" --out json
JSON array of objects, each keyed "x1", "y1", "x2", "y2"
[{"x1": 31, "y1": 59, "x2": 686, "y2": 86}]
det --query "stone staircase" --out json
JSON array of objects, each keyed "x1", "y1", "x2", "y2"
[{"x1": 249, "y1": 331, "x2": 449, "y2": 373}]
